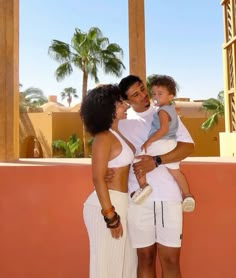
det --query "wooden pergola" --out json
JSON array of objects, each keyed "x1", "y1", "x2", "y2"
[
  {"x1": 0, "y1": 0, "x2": 146, "y2": 161},
  {"x1": 1, "y1": 0, "x2": 234, "y2": 160},
  {"x1": 220, "y1": 0, "x2": 236, "y2": 156},
  {"x1": 0, "y1": 0, "x2": 19, "y2": 161},
  {"x1": 221, "y1": 0, "x2": 236, "y2": 132}
]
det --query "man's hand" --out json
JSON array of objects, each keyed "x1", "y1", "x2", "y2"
[
  {"x1": 133, "y1": 155, "x2": 156, "y2": 177},
  {"x1": 104, "y1": 168, "x2": 115, "y2": 183}
]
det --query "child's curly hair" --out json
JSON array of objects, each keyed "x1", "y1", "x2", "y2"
[{"x1": 150, "y1": 75, "x2": 179, "y2": 96}]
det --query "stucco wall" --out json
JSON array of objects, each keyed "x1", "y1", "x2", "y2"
[
  {"x1": 0, "y1": 158, "x2": 235, "y2": 278},
  {"x1": 181, "y1": 117, "x2": 225, "y2": 156}
]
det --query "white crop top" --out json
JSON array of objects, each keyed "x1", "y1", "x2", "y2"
[{"x1": 108, "y1": 129, "x2": 134, "y2": 168}]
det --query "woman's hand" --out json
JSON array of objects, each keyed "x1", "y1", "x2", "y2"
[{"x1": 110, "y1": 222, "x2": 123, "y2": 239}]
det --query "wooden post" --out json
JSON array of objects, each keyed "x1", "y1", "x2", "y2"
[
  {"x1": 128, "y1": 0, "x2": 146, "y2": 82},
  {"x1": 0, "y1": 0, "x2": 19, "y2": 161}
]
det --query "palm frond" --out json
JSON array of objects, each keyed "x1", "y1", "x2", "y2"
[
  {"x1": 19, "y1": 87, "x2": 47, "y2": 109},
  {"x1": 48, "y1": 40, "x2": 71, "y2": 62},
  {"x1": 106, "y1": 43, "x2": 124, "y2": 57},
  {"x1": 55, "y1": 63, "x2": 73, "y2": 81},
  {"x1": 103, "y1": 58, "x2": 125, "y2": 77},
  {"x1": 87, "y1": 27, "x2": 103, "y2": 40},
  {"x1": 201, "y1": 91, "x2": 225, "y2": 130},
  {"x1": 201, "y1": 114, "x2": 219, "y2": 130}
]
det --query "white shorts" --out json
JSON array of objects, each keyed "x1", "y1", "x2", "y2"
[{"x1": 127, "y1": 200, "x2": 183, "y2": 248}]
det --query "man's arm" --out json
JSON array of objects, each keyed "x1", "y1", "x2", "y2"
[
  {"x1": 133, "y1": 141, "x2": 194, "y2": 177},
  {"x1": 160, "y1": 141, "x2": 194, "y2": 163}
]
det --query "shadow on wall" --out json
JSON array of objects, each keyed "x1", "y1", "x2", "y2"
[
  {"x1": 37, "y1": 129, "x2": 52, "y2": 157},
  {"x1": 20, "y1": 113, "x2": 51, "y2": 158},
  {"x1": 20, "y1": 113, "x2": 36, "y2": 158}
]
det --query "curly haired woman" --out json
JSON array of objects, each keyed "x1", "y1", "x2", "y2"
[{"x1": 80, "y1": 84, "x2": 137, "y2": 278}]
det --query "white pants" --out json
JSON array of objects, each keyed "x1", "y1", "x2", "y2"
[{"x1": 83, "y1": 190, "x2": 137, "y2": 278}]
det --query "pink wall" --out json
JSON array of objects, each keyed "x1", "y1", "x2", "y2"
[
  {"x1": 0, "y1": 160, "x2": 236, "y2": 277},
  {"x1": 0, "y1": 163, "x2": 92, "y2": 278}
]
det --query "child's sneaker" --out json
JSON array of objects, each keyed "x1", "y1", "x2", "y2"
[
  {"x1": 131, "y1": 184, "x2": 153, "y2": 205},
  {"x1": 182, "y1": 196, "x2": 195, "y2": 212}
]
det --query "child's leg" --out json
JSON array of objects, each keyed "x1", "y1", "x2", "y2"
[
  {"x1": 137, "y1": 173, "x2": 147, "y2": 189},
  {"x1": 168, "y1": 168, "x2": 191, "y2": 196},
  {"x1": 168, "y1": 168, "x2": 195, "y2": 212},
  {"x1": 131, "y1": 173, "x2": 152, "y2": 205}
]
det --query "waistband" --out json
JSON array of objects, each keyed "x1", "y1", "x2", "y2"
[{"x1": 84, "y1": 190, "x2": 128, "y2": 206}]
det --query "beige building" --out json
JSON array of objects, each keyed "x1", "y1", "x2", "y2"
[
  {"x1": 19, "y1": 97, "x2": 225, "y2": 158},
  {"x1": 175, "y1": 101, "x2": 225, "y2": 156},
  {"x1": 20, "y1": 96, "x2": 83, "y2": 158}
]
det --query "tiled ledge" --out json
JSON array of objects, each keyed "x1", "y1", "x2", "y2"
[
  {"x1": 0, "y1": 158, "x2": 92, "y2": 166},
  {"x1": 0, "y1": 156, "x2": 236, "y2": 166},
  {"x1": 183, "y1": 156, "x2": 236, "y2": 163}
]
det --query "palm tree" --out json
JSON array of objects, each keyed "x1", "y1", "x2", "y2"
[
  {"x1": 60, "y1": 87, "x2": 78, "y2": 107},
  {"x1": 48, "y1": 27, "x2": 125, "y2": 157},
  {"x1": 19, "y1": 87, "x2": 47, "y2": 112},
  {"x1": 201, "y1": 91, "x2": 224, "y2": 130}
]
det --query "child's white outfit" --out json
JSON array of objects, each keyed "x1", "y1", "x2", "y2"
[{"x1": 147, "y1": 103, "x2": 179, "y2": 169}]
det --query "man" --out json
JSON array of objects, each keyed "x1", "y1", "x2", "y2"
[{"x1": 118, "y1": 75, "x2": 194, "y2": 278}]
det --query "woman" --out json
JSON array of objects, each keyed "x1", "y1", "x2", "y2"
[{"x1": 80, "y1": 85, "x2": 137, "y2": 278}]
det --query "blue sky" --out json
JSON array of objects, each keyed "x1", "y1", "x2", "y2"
[{"x1": 20, "y1": 0, "x2": 223, "y2": 105}]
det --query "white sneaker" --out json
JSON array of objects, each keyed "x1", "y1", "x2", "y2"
[
  {"x1": 131, "y1": 184, "x2": 153, "y2": 205},
  {"x1": 182, "y1": 196, "x2": 195, "y2": 212}
]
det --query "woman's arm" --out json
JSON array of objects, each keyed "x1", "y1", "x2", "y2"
[{"x1": 92, "y1": 132, "x2": 113, "y2": 213}]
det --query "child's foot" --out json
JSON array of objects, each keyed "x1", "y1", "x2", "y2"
[
  {"x1": 182, "y1": 195, "x2": 195, "y2": 212},
  {"x1": 131, "y1": 184, "x2": 153, "y2": 205}
]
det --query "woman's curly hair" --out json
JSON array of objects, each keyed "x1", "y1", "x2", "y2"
[{"x1": 80, "y1": 84, "x2": 122, "y2": 136}]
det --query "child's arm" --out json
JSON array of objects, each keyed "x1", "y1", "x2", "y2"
[{"x1": 141, "y1": 110, "x2": 170, "y2": 152}]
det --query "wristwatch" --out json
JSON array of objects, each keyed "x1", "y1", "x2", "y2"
[{"x1": 153, "y1": 155, "x2": 162, "y2": 167}]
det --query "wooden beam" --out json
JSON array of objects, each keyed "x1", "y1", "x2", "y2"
[
  {"x1": 128, "y1": 0, "x2": 146, "y2": 82},
  {"x1": 0, "y1": 0, "x2": 19, "y2": 161}
]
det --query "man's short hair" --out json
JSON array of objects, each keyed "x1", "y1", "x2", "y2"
[{"x1": 118, "y1": 75, "x2": 142, "y2": 99}]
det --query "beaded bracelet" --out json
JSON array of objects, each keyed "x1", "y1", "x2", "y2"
[
  {"x1": 104, "y1": 211, "x2": 118, "y2": 225},
  {"x1": 107, "y1": 215, "x2": 120, "y2": 229},
  {"x1": 101, "y1": 205, "x2": 115, "y2": 216}
]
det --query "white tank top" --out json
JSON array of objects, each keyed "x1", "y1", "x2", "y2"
[{"x1": 108, "y1": 129, "x2": 134, "y2": 168}]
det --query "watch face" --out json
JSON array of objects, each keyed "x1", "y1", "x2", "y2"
[{"x1": 156, "y1": 156, "x2": 162, "y2": 165}]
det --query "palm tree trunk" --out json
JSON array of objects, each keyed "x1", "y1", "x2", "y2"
[{"x1": 82, "y1": 71, "x2": 89, "y2": 157}]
